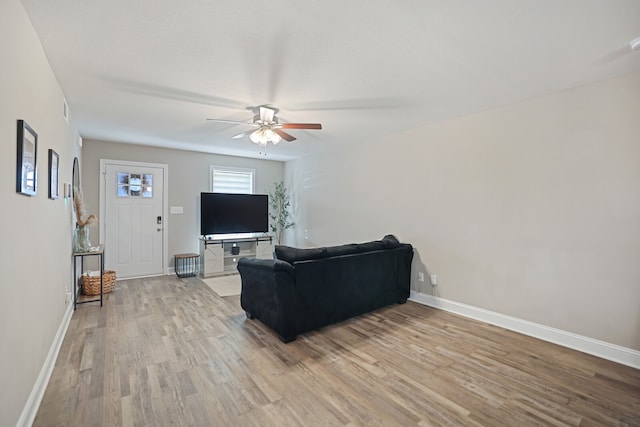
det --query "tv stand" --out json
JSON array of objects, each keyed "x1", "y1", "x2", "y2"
[{"x1": 200, "y1": 235, "x2": 273, "y2": 277}]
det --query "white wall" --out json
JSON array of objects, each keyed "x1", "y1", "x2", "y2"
[
  {"x1": 286, "y1": 71, "x2": 640, "y2": 351},
  {"x1": 81, "y1": 139, "x2": 284, "y2": 267},
  {"x1": 0, "y1": 0, "x2": 81, "y2": 425}
]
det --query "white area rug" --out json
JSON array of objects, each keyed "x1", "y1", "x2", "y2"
[{"x1": 202, "y1": 274, "x2": 242, "y2": 297}]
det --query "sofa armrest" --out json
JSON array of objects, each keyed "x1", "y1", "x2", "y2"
[{"x1": 237, "y1": 257, "x2": 298, "y2": 342}]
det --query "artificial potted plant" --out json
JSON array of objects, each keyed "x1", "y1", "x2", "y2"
[{"x1": 268, "y1": 181, "x2": 294, "y2": 245}]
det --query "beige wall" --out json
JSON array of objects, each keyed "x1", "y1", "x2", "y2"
[
  {"x1": 81, "y1": 140, "x2": 284, "y2": 268},
  {"x1": 286, "y1": 71, "x2": 640, "y2": 351},
  {"x1": 0, "y1": 0, "x2": 82, "y2": 425}
]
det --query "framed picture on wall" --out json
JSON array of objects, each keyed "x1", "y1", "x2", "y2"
[
  {"x1": 16, "y1": 119, "x2": 38, "y2": 196},
  {"x1": 48, "y1": 149, "x2": 59, "y2": 199}
]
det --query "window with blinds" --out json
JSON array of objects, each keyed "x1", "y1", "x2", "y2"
[{"x1": 210, "y1": 166, "x2": 255, "y2": 194}]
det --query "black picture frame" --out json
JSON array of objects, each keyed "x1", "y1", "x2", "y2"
[
  {"x1": 48, "y1": 149, "x2": 59, "y2": 199},
  {"x1": 16, "y1": 120, "x2": 38, "y2": 196}
]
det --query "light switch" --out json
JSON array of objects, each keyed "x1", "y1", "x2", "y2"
[{"x1": 170, "y1": 206, "x2": 184, "y2": 214}]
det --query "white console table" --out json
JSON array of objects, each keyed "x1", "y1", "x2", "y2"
[{"x1": 200, "y1": 235, "x2": 273, "y2": 277}]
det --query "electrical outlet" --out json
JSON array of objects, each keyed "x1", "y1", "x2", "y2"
[
  {"x1": 418, "y1": 272, "x2": 425, "y2": 282},
  {"x1": 65, "y1": 292, "x2": 72, "y2": 304},
  {"x1": 430, "y1": 274, "x2": 438, "y2": 286}
]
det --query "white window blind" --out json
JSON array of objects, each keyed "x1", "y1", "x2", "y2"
[{"x1": 210, "y1": 166, "x2": 255, "y2": 194}]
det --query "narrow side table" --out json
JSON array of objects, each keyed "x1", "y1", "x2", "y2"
[{"x1": 72, "y1": 245, "x2": 104, "y2": 310}]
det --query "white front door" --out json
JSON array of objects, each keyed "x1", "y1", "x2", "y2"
[{"x1": 102, "y1": 161, "x2": 166, "y2": 278}]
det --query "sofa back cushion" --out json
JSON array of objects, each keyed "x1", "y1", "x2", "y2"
[
  {"x1": 275, "y1": 246, "x2": 328, "y2": 264},
  {"x1": 324, "y1": 241, "x2": 385, "y2": 257},
  {"x1": 380, "y1": 234, "x2": 400, "y2": 248},
  {"x1": 275, "y1": 234, "x2": 402, "y2": 264}
]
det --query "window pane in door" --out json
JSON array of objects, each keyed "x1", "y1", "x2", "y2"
[{"x1": 116, "y1": 172, "x2": 153, "y2": 198}]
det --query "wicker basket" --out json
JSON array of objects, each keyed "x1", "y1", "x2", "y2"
[{"x1": 82, "y1": 271, "x2": 116, "y2": 296}]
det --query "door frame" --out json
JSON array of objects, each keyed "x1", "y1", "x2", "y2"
[{"x1": 99, "y1": 159, "x2": 169, "y2": 276}]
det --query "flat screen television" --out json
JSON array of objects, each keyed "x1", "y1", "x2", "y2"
[{"x1": 200, "y1": 192, "x2": 269, "y2": 236}]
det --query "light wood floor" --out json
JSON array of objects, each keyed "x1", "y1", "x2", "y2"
[{"x1": 35, "y1": 275, "x2": 640, "y2": 426}]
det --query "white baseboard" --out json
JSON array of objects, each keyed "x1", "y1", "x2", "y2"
[
  {"x1": 409, "y1": 291, "x2": 640, "y2": 370},
  {"x1": 17, "y1": 302, "x2": 74, "y2": 427}
]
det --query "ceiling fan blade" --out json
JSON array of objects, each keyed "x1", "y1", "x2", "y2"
[
  {"x1": 259, "y1": 106, "x2": 275, "y2": 123},
  {"x1": 274, "y1": 129, "x2": 296, "y2": 142},
  {"x1": 206, "y1": 118, "x2": 252, "y2": 125},
  {"x1": 231, "y1": 130, "x2": 253, "y2": 139},
  {"x1": 281, "y1": 123, "x2": 322, "y2": 130}
]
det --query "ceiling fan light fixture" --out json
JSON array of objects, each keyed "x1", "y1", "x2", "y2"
[
  {"x1": 249, "y1": 128, "x2": 281, "y2": 146},
  {"x1": 267, "y1": 129, "x2": 281, "y2": 144},
  {"x1": 249, "y1": 129, "x2": 264, "y2": 145}
]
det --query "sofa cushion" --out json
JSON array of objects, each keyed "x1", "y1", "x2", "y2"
[
  {"x1": 354, "y1": 240, "x2": 387, "y2": 253},
  {"x1": 275, "y1": 245, "x2": 328, "y2": 264},
  {"x1": 325, "y1": 241, "x2": 390, "y2": 257},
  {"x1": 381, "y1": 234, "x2": 401, "y2": 249},
  {"x1": 276, "y1": 235, "x2": 401, "y2": 263},
  {"x1": 324, "y1": 243, "x2": 358, "y2": 258}
]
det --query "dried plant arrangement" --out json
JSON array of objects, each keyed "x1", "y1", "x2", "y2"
[{"x1": 73, "y1": 187, "x2": 97, "y2": 227}]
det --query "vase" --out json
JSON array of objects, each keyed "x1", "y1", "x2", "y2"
[{"x1": 73, "y1": 226, "x2": 91, "y2": 252}]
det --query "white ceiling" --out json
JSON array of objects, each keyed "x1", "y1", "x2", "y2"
[{"x1": 21, "y1": 0, "x2": 640, "y2": 161}]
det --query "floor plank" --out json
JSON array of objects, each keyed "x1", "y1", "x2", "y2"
[{"x1": 34, "y1": 275, "x2": 640, "y2": 426}]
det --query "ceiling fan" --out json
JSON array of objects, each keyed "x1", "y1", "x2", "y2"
[{"x1": 207, "y1": 106, "x2": 322, "y2": 146}]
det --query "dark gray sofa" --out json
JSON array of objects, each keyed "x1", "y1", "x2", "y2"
[{"x1": 237, "y1": 235, "x2": 413, "y2": 342}]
